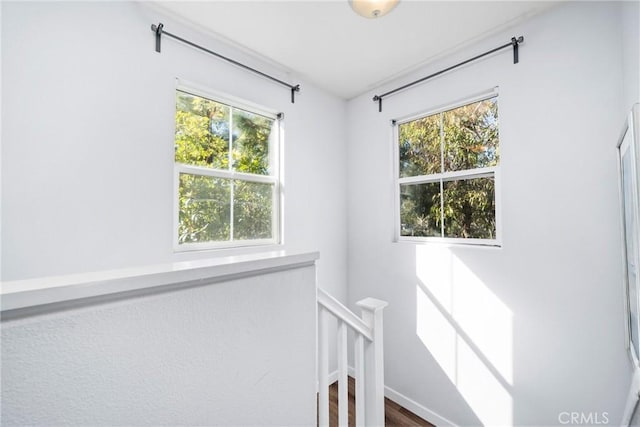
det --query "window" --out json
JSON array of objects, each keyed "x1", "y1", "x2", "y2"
[
  {"x1": 395, "y1": 93, "x2": 500, "y2": 245},
  {"x1": 174, "y1": 87, "x2": 280, "y2": 250}
]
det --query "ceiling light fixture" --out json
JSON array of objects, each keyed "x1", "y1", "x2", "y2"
[{"x1": 349, "y1": 0, "x2": 400, "y2": 19}]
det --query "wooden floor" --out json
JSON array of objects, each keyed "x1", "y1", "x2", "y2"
[{"x1": 321, "y1": 377, "x2": 434, "y2": 427}]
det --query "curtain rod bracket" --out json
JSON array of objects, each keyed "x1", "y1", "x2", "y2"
[
  {"x1": 512, "y1": 36, "x2": 524, "y2": 64},
  {"x1": 373, "y1": 95, "x2": 382, "y2": 112},
  {"x1": 291, "y1": 85, "x2": 300, "y2": 104},
  {"x1": 152, "y1": 23, "x2": 164, "y2": 53}
]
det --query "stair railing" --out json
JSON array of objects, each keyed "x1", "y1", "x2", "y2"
[{"x1": 317, "y1": 288, "x2": 388, "y2": 427}]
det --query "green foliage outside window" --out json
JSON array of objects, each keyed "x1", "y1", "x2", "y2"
[
  {"x1": 399, "y1": 97, "x2": 499, "y2": 240},
  {"x1": 175, "y1": 90, "x2": 276, "y2": 245}
]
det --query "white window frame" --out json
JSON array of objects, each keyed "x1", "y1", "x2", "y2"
[
  {"x1": 173, "y1": 81, "x2": 282, "y2": 252},
  {"x1": 393, "y1": 88, "x2": 502, "y2": 247}
]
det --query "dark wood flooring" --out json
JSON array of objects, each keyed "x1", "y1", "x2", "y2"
[{"x1": 320, "y1": 377, "x2": 435, "y2": 427}]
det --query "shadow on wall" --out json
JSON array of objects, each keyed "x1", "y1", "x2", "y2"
[{"x1": 414, "y1": 244, "x2": 514, "y2": 426}]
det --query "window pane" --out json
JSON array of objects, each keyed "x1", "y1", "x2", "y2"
[
  {"x1": 400, "y1": 182, "x2": 441, "y2": 237},
  {"x1": 232, "y1": 109, "x2": 274, "y2": 175},
  {"x1": 233, "y1": 181, "x2": 273, "y2": 240},
  {"x1": 443, "y1": 177, "x2": 495, "y2": 239},
  {"x1": 178, "y1": 173, "x2": 230, "y2": 244},
  {"x1": 175, "y1": 90, "x2": 230, "y2": 169},
  {"x1": 398, "y1": 114, "x2": 442, "y2": 178},
  {"x1": 443, "y1": 97, "x2": 499, "y2": 172}
]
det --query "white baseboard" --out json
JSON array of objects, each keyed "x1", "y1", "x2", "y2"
[
  {"x1": 322, "y1": 367, "x2": 457, "y2": 427},
  {"x1": 384, "y1": 385, "x2": 458, "y2": 427}
]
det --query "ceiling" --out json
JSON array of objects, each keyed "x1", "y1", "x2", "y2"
[{"x1": 153, "y1": 1, "x2": 557, "y2": 100}]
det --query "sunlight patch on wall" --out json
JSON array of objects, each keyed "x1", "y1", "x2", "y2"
[
  {"x1": 451, "y1": 258, "x2": 513, "y2": 384},
  {"x1": 416, "y1": 284, "x2": 457, "y2": 382},
  {"x1": 456, "y1": 335, "x2": 513, "y2": 426},
  {"x1": 415, "y1": 245, "x2": 513, "y2": 426},
  {"x1": 415, "y1": 245, "x2": 454, "y2": 309}
]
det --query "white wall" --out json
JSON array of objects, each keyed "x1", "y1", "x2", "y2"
[
  {"x1": 622, "y1": 0, "x2": 640, "y2": 113},
  {"x1": 1, "y1": 1, "x2": 347, "y2": 302},
  {"x1": 1, "y1": 263, "x2": 317, "y2": 426},
  {"x1": 347, "y1": 2, "x2": 633, "y2": 425}
]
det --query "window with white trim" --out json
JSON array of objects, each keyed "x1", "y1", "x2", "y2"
[
  {"x1": 174, "y1": 87, "x2": 280, "y2": 250},
  {"x1": 395, "y1": 93, "x2": 500, "y2": 245}
]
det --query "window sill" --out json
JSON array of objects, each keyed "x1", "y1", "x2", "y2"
[
  {"x1": 0, "y1": 251, "x2": 319, "y2": 314},
  {"x1": 174, "y1": 239, "x2": 280, "y2": 253},
  {"x1": 395, "y1": 236, "x2": 502, "y2": 248}
]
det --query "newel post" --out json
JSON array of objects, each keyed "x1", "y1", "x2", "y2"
[{"x1": 356, "y1": 297, "x2": 388, "y2": 427}]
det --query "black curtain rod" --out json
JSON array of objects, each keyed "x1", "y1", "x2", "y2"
[
  {"x1": 373, "y1": 36, "x2": 524, "y2": 112},
  {"x1": 151, "y1": 23, "x2": 301, "y2": 104}
]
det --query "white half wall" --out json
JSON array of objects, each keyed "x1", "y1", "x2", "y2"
[
  {"x1": 346, "y1": 2, "x2": 633, "y2": 425},
  {"x1": 1, "y1": 259, "x2": 317, "y2": 426},
  {"x1": 0, "y1": 1, "x2": 347, "y2": 302}
]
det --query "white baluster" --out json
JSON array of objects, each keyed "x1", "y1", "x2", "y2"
[
  {"x1": 338, "y1": 320, "x2": 348, "y2": 426},
  {"x1": 317, "y1": 289, "x2": 386, "y2": 427},
  {"x1": 357, "y1": 298, "x2": 388, "y2": 427},
  {"x1": 354, "y1": 333, "x2": 365, "y2": 427},
  {"x1": 318, "y1": 306, "x2": 329, "y2": 427}
]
